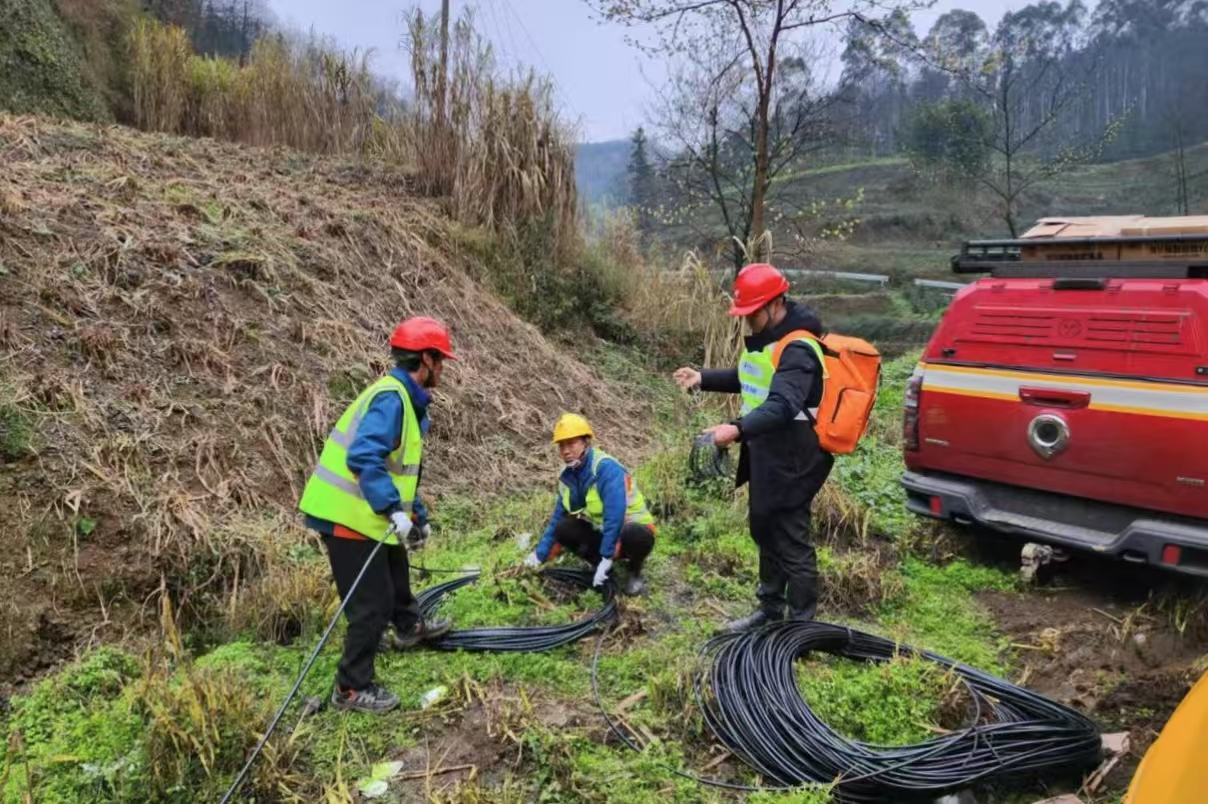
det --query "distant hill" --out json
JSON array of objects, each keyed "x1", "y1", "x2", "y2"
[
  {"x1": 575, "y1": 139, "x2": 629, "y2": 207},
  {"x1": 653, "y1": 143, "x2": 1208, "y2": 264}
]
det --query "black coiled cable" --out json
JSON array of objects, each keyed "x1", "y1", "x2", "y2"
[
  {"x1": 690, "y1": 621, "x2": 1103, "y2": 802},
  {"x1": 689, "y1": 433, "x2": 732, "y2": 481},
  {"x1": 416, "y1": 567, "x2": 617, "y2": 652}
]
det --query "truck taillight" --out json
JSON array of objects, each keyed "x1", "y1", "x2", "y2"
[{"x1": 903, "y1": 374, "x2": 922, "y2": 451}]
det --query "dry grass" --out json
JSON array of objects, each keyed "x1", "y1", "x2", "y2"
[
  {"x1": 127, "y1": 18, "x2": 191, "y2": 133},
  {"x1": 404, "y1": 8, "x2": 579, "y2": 257},
  {"x1": 822, "y1": 547, "x2": 905, "y2": 616},
  {"x1": 0, "y1": 113, "x2": 652, "y2": 678},
  {"x1": 589, "y1": 209, "x2": 742, "y2": 373},
  {"x1": 139, "y1": 596, "x2": 313, "y2": 799},
  {"x1": 123, "y1": 13, "x2": 579, "y2": 256},
  {"x1": 127, "y1": 20, "x2": 381, "y2": 158},
  {"x1": 814, "y1": 482, "x2": 874, "y2": 546},
  {"x1": 220, "y1": 517, "x2": 334, "y2": 645}
]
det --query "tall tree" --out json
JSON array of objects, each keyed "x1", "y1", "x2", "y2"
[
  {"x1": 959, "y1": 1, "x2": 1121, "y2": 236},
  {"x1": 903, "y1": 98, "x2": 991, "y2": 188},
  {"x1": 627, "y1": 127, "x2": 657, "y2": 237},
  {"x1": 837, "y1": 12, "x2": 917, "y2": 157},
  {"x1": 585, "y1": 0, "x2": 919, "y2": 270}
]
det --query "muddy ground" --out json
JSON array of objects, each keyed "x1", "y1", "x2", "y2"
[{"x1": 958, "y1": 530, "x2": 1205, "y2": 802}]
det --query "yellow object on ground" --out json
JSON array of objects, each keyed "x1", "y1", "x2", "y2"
[
  {"x1": 552, "y1": 412, "x2": 593, "y2": 443},
  {"x1": 1123, "y1": 667, "x2": 1208, "y2": 803}
]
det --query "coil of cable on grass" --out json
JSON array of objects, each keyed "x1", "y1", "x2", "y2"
[
  {"x1": 689, "y1": 433, "x2": 733, "y2": 481},
  {"x1": 692, "y1": 621, "x2": 1102, "y2": 802},
  {"x1": 415, "y1": 567, "x2": 618, "y2": 652}
]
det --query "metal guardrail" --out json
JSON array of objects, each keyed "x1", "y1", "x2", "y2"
[
  {"x1": 710, "y1": 268, "x2": 890, "y2": 286},
  {"x1": 913, "y1": 279, "x2": 966, "y2": 292},
  {"x1": 780, "y1": 269, "x2": 890, "y2": 286}
]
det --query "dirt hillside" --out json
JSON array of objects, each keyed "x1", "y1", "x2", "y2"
[{"x1": 0, "y1": 114, "x2": 652, "y2": 683}]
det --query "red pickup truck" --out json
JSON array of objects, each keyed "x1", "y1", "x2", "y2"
[{"x1": 902, "y1": 216, "x2": 1208, "y2": 576}]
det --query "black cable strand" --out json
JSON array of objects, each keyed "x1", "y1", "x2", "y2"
[
  {"x1": 690, "y1": 622, "x2": 1103, "y2": 802},
  {"x1": 416, "y1": 567, "x2": 618, "y2": 652},
  {"x1": 410, "y1": 562, "x2": 479, "y2": 576}
]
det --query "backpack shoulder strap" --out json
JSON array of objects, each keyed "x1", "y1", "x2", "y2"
[{"x1": 771, "y1": 330, "x2": 828, "y2": 377}]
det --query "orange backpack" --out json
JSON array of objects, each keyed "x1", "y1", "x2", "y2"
[{"x1": 771, "y1": 330, "x2": 881, "y2": 455}]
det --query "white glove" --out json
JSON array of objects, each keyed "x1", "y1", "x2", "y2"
[
  {"x1": 593, "y1": 558, "x2": 614, "y2": 588},
  {"x1": 388, "y1": 511, "x2": 413, "y2": 541},
  {"x1": 523, "y1": 551, "x2": 542, "y2": 569}
]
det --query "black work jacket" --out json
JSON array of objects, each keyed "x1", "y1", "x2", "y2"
[{"x1": 700, "y1": 300, "x2": 834, "y2": 514}]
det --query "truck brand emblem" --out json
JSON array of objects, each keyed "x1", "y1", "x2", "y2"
[
  {"x1": 1027, "y1": 414, "x2": 1070, "y2": 460},
  {"x1": 1057, "y1": 319, "x2": 1082, "y2": 338}
]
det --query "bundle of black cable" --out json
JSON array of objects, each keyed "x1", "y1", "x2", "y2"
[
  {"x1": 415, "y1": 567, "x2": 618, "y2": 652},
  {"x1": 695, "y1": 621, "x2": 1102, "y2": 802},
  {"x1": 689, "y1": 433, "x2": 732, "y2": 481}
]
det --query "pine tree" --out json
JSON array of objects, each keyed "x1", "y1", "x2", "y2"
[{"x1": 627, "y1": 127, "x2": 655, "y2": 238}]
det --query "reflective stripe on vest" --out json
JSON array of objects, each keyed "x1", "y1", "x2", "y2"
[
  {"x1": 739, "y1": 336, "x2": 826, "y2": 417},
  {"x1": 298, "y1": 375, "x2": 423, "y2": 544},
  {"x1": 558, "y1": 449, "x2": 655, "y2": 530}
]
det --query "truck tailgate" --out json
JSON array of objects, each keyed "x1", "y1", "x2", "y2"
[{"x1": 909, "y1": 279, "x2": 1208, "y2": 520}]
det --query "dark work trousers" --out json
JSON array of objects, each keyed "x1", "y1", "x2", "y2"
[
  {"x1": 750, "y1": 500, "x2": 818, "y2": 620},
  {"x1": 552, "y1": 517, "x2": 654, "y2": 573},
  {"x1": 321, "y1": 535, "x2": 421, "y2": 691}
]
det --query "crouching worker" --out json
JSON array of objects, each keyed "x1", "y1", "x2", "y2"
[
  {"x1": 298, "y1": 317, "x2": 456, "y2": 714},
  {"x1": 522, "y1": 413, "x2": 655, "y2": 596}
]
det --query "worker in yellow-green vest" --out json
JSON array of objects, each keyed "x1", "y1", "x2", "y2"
[
  {"x1": 298, "y1": 317, "x2": 457, "y2": 714},
  {"x1": 674, "y1": 264, "x2": 832, "y2": 634},
  {"x1": 523, "y1": 413, "x2": 656, "y2": 596}
]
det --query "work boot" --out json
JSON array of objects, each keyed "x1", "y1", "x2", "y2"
[
  {"x1": 331, "y1": 683, "x2": 400, "y2": 714},
  {"x1": 717, "y1": 609, "x2": 781, "y2": 635},
  {"x1": 786, "y1": 605, "x2": 817, "y2": 623},
  {"x1": 381, "y1": 617, "x2": 453, "y2": 650}
]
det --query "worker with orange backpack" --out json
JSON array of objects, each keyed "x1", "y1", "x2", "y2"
[{"x1": 675, "y1": 263, "x2": 880, "y2": 633}]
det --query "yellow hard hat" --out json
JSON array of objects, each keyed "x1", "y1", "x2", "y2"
[{"x1": 552, "y1": 412, "x2": 593, "y2": 443}]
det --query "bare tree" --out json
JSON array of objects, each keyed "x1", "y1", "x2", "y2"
[
  {"x1": 653, "y1": 37, "x2": 843, "y2": 268},
  {"x1": 585, "y1": 0, "x2": 920, "y2": 270},
  {"x1": 1171, "y1": 106, "x2": 1192, "y2": 216},
  {"x1": 1165, "y1": 101, "x2": 1208, "y2": 216}
]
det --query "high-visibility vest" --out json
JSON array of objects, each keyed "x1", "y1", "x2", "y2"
[
  {"x1": 738, "y1": 335, "x2": 827, "y2": 418},
  {"x1": 298, "y1": 375, "x2": 422, "y2": 544},
  {"x1": 559, "y1": 449, "x2": 654, "y2": 530}
]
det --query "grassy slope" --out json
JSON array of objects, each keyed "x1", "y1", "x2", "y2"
[
  {"x1": 0, "y1": 114, "x2": 655, "y2": 686},
  {"x1": 1, "y1": 349, "x2": 1027, "y2": 804}
]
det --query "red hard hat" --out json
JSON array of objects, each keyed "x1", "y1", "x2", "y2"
[
  {"x1": 389, "y1": 316, "x2": 457, "y2": 360},
  {"x1": 728, "y1": 263, "x2": 790, "y2": 316}
]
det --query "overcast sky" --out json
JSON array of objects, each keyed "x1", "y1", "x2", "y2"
[{"x1": 266, "y1": 1, "x2": 1032, "y2": 143}]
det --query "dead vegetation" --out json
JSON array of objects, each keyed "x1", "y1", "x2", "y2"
[
  {"x1": 140, "y1": 596, "x2": 313, "y2": 800},
  {"x1": 0, "y1": 113, "x2": 651, "y2": 682},
  {"x1": 123, "y1": 10, "x2": 581, "y2": 261}
]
